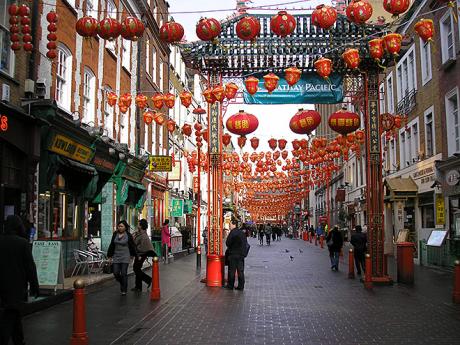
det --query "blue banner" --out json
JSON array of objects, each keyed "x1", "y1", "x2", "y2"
[{"x1": 243, "y1": 73, "x2": 343, "y2": 105}]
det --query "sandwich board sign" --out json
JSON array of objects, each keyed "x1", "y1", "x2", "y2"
[{"x1": 32, "y1": 241, "x2": 65, "y2": 290}]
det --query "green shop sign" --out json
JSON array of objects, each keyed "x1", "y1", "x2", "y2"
[
  {"x1": 170, "y1": 199, "x2": 184, "y2": 217},
  {"x1": 183, "y1": 200, "x2": 193, "y2": 214},
  {"x1": 243, "y1": 73, "x2": 343, "y2": 105}
]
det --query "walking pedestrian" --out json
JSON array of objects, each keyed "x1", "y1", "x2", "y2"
[
  {"x1": 203, "y1": 226, "x2": 208, "y2": 254},
  {"x1": 350, "y1": 225, "x2": 367, "y2": 275},
  {"x1": 258, "y1": 224, "x2": 264, "y2": 245},
  {"x1": 271, "y1": 225, "x2": 277, "y2": 242},
  {"x1": 265, "y1": 223, "x2": 272, "y2": 246},
  {"x1": 326, "y1": 226, "x2": 344, "y2": 271},
  {"x1": 161, "y1": 219, "x2": 171, "y2": 261},
  {"x1": 309, "y1": 225, "x2": 315, "y2": 239},
  {"x1": 131, "y1": 219, "x2": 155, "y2": 292},
  {"x1": 0, "y1": 215, "x2": 39, "y2": 345},
  {"x1": 225, "y1": 217, "x2": 248, "y2": 290},
  {"x1": 107, "y1": 220, "x2": 137, "y2": 295}
]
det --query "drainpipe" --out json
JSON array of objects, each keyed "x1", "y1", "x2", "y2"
[{"x1": 135, "y1": 38, "x2": 142, "y2": 157}]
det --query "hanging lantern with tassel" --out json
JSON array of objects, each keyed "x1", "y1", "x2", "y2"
[
  {"x1": 225, "y1": 83, "x2": 239, "y2": 100},
  {"x1": 311, "y1": 4, "x2": 337, "y2": 30},
  {"x1": 314, "y1": 57, "x2": 332, "y2": 79},
  {"x1": 179, "y1": 91, "x2": 192, "y2": 108},
  {"x1": 342, "y1": 48, "x2": 360, "y2": 69},
  {"x1": 151, "y1": 93, "x2": 164, "y2": 109},
  {"x1": 414, "y1": 19, "x2": 434, "y2": 43},
  {"x1": 135, "y1": 94, "x2": 148, "y2": 109},
  {"x1": 245, "y1": 76, "x2": 259, "y2": 95},
  {"x1": 263, "y1": 73, "x2": 279, "y2": 93},
  {"x1": 284, "y1": 67, "x2": 301, "y2": 87},
  {"x1": 383, "y1": 33, "x2": 402, "y2": 57}
]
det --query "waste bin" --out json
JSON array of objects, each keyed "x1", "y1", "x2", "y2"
[{"x1": 397, "y1": 242, "x2": 414, "y2": 284}]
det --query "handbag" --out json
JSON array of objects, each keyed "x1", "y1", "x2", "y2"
[
  {"x1": 326, "y1": 238, "x2": 333, "y2": 247},
  {"x1": 244, "y1": 242, "x2": 251, "y2": 257},
  {"x1": 103, "y1": 262, "x2": 113, "y2": 274}
]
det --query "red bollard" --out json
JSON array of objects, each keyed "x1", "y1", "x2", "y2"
[
  {"x1": 150, "y1": 257, "x2": 160, "y2": 300},
  {"x1": 453, "y1": 260, "x2": 460, "y2": 304},
  {"x1": 70, "y1": 279, "x2": 88, "y2": 345},
  {"x1": 320, "y1": 235, "x2": 324, "y2": 249},
  {"x1": 348, "y1": 248, "x2": 355, "y2": 279},
  {"x1": 364, "y1": 253, "x2": 372, "y2": 289}
]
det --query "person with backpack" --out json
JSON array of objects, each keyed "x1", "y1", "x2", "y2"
[
  {"x1": 350, "y1": 225, "x2": 367, "y2": 275},
  {"x1": 326, "y1": 226, "x2": 344, "y2": 271},
  {"x1": 265, "y1": 223, "x2": 272, "y2": 246},
  {"x1": 224, "y1": 217, "x2": 248, "y2": 290},
  {"x1": 131, "y1": 219, "x2": 156, "y2": 292}
]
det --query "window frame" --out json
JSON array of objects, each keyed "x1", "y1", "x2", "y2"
[
  {"x1": 105, "y1": 0, "x2": 117, "y2": 53},
  {"x1": 121, "y1": 39, "x2": 131, "y2": 71},
  {"x1": 56, "y1": 44, "x2": 73, "y2": 112},
  {"x1": 0, "y1": 0, "x2": 15, "y2": 76},
  {"x1": 440, "y1": 11, "x2": 455, "y2": 64},
  {"x1": 82, "y1": 67, "x2": 96, "y2": 124},
  {"x1": 446, "y1": 87, "x2": 460, "y2": 157},
  {"x1": 86, "y1": 0, "x2": 99, "y2": 19},
  {"x1": 419, "y1": 38, "x2": 432, "y2": 85},
  {"x1": 424, "y1": 106, "x2": 435, "y2": 158},
  {"x1": 396, "y1": 44, "x2": 417, "y2": 103},
  {"x1": 386, "y1": 72, "x2": 395, "y2": 114},
  {"x1": 146, "y1": 39, "x2": 150, "y2": 76}
]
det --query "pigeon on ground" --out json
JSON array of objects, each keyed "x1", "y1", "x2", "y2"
[
  {"x1": 285, "y1": 249, "x2": 290, "y2": 253},
  {"x1": 299, "y1": 249, "x2": 303, "y2": 253},
  {"x1": 290, "y1": 255, "x2": 294, "y2": 261}
]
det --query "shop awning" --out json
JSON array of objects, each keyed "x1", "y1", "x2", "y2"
[
  {"x1": 58, "y1": 156, "x2": 97, "y2": 176},
  {"x1": 114, "y1": 177, "x2": 146, "y2": 207},
  {"x1": 384, "y1": 177, "x2": 418, "y2": 201}
]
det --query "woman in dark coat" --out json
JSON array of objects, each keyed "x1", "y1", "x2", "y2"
[
  {"x1": 326, "y1": 226, "x2": 344, "y2": 271},
  {"x1": 0, "y1": 215, "x2": 39, "y2": 345},
  {"x1": 107, "y1": 220, "x2": 137, "y2": 295}
]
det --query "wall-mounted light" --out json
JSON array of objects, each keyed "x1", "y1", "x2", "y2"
[
  {"x1": 108, "y1": 148, "x2": 116, "y2": 156},
  {"x1": 127, "y1": 158, "x2": 133, "y2": 164},
  {"x1": 119, "y1": 153, "x2": 126, "y2": 160}
]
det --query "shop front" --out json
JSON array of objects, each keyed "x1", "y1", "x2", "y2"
[{"x1": 145, "y1": 171, "x2": 167, "y2": 237}]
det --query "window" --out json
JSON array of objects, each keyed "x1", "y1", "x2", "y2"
[
  {"x1": 86, "y1": 0, "x2": 99, "y2": 19},
  {"x1": 103, "y1": 87, "x2": 114, "y2": 137},
  {"x1": 446, "y1": 87, "x2": 460, "y2": 156},
  {"x1": 122, "y1": 39, "x2": 131, "y2": 71},
  {"x1": 386, "y1": 73, "x2": 395, "y2": 114},
  {"x1": 389, "y1": 138, "x2": 397, "y2": 171},
  {"x1": 0, "y1": 0, "x2": 15, "y2": 75},
  {"x1": 396, "y1": 45, "x2": 417, "y2": 102},
  {"x1": 159, "y1": 60, "x2": 164, "y2": 91},
  {"x1": 400, "y1": 131, "x2": 406, "y2": 168},
  {"x1": 420, "y1": 194, "x2": 435, "y2": 228},
  {"x1": 106, "y1": 1, "x2": 117, "y2": 53},
  {"x1": 153, "y1": 0, "x2": 158, "y2": 22},
  {"x1": 158, "y1": 124, "x2": 163, "y2": 154},
  {"x1": 399, "y1": 118, "x2": 420, "y2": 167},
  {"x1": 152, "y1": 46, "x2": 157, "y2": 81},
  {"x1": 146, "y1": 40, "x2": 150, "y2": 76},
  {"x1": 419, "y1": 38, "x2": 432, "y2": 85},
  {"x1": 424, "y1": 106, "x2": 435, "y2": 158},
  {"x1": 56, "y1": 44, "x2": 73, "y2": 111},
  {"x1": 82, "y1": 68, "x2": 96, "y2": 124},
  {"x1": 379, "y1": 83, "x2": 386, "y2": 113},
  {"x1": 440, "y1": 12, "x2": 455, "y2": 63}
]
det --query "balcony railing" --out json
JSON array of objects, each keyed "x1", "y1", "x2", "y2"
[{"x1": 396, "y1": 89, "x2": 417, "y2": 115}]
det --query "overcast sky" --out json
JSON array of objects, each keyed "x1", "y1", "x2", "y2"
[{"x1": 168, "y1": 0, "x2": 332, "y2": 152}]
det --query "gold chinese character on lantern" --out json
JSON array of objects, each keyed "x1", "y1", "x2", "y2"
[
  {"x1": 235, "y1": 120, "x2": 242, "y2": 129},
  {"x1": 330, "y1": 119, "x2": 337, "y2": 126},
  {"x1": 306, "y1": 117, "x2": 314, "y2": 125},
  {"x1": 242, "y1": 119, "x2": 249, "y2": 129},
  {"x1": 338, "y1": 118, "x2": 345, "y2": 126},
  {"x1": 345, "y1": 118, "x2": 353, "y2": 126},
  {"x1": 228, "y1": 121, "x2": 233, "y2": 129},
  {"x1": 353, "y1": 118, "x2": 359, "y2": 126},
  {"x1": 299, "y1": 118, "x2": 307, "y2": 128}
]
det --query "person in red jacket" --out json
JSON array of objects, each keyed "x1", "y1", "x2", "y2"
[{"x1": 161, "y1": 219, "x2": 171, "y2": 262}]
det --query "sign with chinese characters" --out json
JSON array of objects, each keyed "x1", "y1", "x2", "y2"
[
  {"x1": 48, "y1": 134, "x2": 93, "y2": 164},
  {"x1": 209, "y1": 103, "x2": 220, "y2": 154},
  {"x1": 243, "y1": 73, "x2": 343, "y2": 104},
  {"x1": 167, "y1": 161, "x2": 182, "y2": 181},
  {"x1": 0, "y1": 115, "x2": 8, "y2": 131},
  {"x1": 193, "y1": 176, "x2": 199, "y2": 194},
  {"x1": 436, "y1": 194, "x2": 445, "y2": 225},
  {"x1": 149, "y1": 155, "x2": 172, "y2": 172},
  {"x1": 183, "y1": 199, "x2": 193, "y2": 214},
  {"x1": 446, "y1": 169, "x2": 460, "y2": 186},
  {"x1": 369, "y1": 101, "x2": 379, "y2": 154},
  {"x1": 170, "y1": 199, "x2": 184, "y2": 217}
]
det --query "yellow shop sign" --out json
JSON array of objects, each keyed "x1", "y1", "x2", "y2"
[{"x1": 49, "y1": 134, "x2": 93, "y2": 164}]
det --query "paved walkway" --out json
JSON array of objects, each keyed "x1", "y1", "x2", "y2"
[{"x1": 24, "y1": 237, "x2": 460, "y2": 345}]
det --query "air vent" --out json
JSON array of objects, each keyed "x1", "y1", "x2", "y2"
[{"x1": 1, "y1": 83, "x2": 10, "y2": 102}]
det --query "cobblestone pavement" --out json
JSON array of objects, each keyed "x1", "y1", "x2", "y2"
[{"x1": 24, "y1": 237, "x2": 460, "y2": 345}]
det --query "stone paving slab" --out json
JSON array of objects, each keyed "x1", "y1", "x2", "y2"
[{"x1": 23, "y1": 237, "x2": 460, "y2": 345}]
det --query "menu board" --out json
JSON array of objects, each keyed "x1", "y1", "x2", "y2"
[
  {"x1": 427, "y1": 230, "x2": 448, "y2": 247},
  {"x1": 32, "y1": 241, "x2": 64, "y2": 287}
]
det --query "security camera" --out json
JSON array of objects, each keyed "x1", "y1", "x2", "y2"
[{"x1": 35, "y1": 79, "x2": 47, "y2": 98}]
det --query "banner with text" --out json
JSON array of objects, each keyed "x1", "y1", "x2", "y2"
[{"x1": 243, "y1": 73, "x2": 343, "y2": 105}]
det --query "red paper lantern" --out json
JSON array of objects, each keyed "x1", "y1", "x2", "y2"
[
  {"x1": 152, "y1": 93, "x2": 164, "y2": 109},
  {"x1": 22, "y1": 34, "x2": 32, "y2": 43},
  {"x1": 268, "y1": 138, "x2": 278, "y2": 151},
  {"x1": 311, "y1": 4, "x2": 337, "y2": 30},
  {"x1": 10, "y1": 33, "x2": 19, "y2": 43},
  {"x1": 23, "y1": 42, "x2": 33, "y2": 52},
  {"x1": 153, "y1": 112, "x2": 165, "y2": 125},
  {"x1": 368, "y1": 38, "x2": 384, "y2": 61},
  {"x1": 270, "y1": 11, "x2": 296, "y2": 37},
  {"x1": 47, "y1": 33, "x2": 57, "y2": 41},
  {"x1": 383, "y1": 0, "x2": 410, "y2": 16},
  {"x1": 328, "y1": 109, "x2": 360, "y2": 135},
  {"x1": 284, "y1": 67, "x2": 301, "y2": 87},
  {"x1": 355, "y1": 130, "x2": 365, "y2": 143},
  {"x1": 163, "y1": 93, "x2": 175, "y2": 109},
  {"x1": 212, "y1": 85, "x2": 225, "y2": 102},
  {"x1": 21, "y1": 16, "x2": 30, "y2": 26},
  {"x1": 9, "y1": 16, "x2": 18, "y2": 25},
  {"x1": 203, "y1": 88, "x2": 216, "y2": 104},
  {"x1": 179, "y1": 91, "x2": 192, "y2": 108},
  {"x1": 18, "y1": 4, "x2": 30, "y2": 17},
  {"x1": 8, "y1": 4, "x2": 19, "y2": 16},
  {"x1": 159, "y1": 21, "x2": 184, "y2": 43},
  {"x1": 250, "y1": 137, "x2": 259, "y2": 150},
  {"x1": 121, "y1": 17, "x2": 145, "y2": 41},
  {"x1": 314, "y1": 57, "x2": 332, "y2": 79},
  {"x1": 107, "y1": 92, "x2": 118, "y2": 107},
  {"x1": 119, "y1": 93, "x2": 132, "y2": 107},
  {"x1": 236, "y1": 16, "x2": 260, "y2": 41},
  {"x1": 414, "y1": 19, "x2": 434, "y2": 43},
  {"x1": 383, "y1": 33, "x2": 402, "y2": 56},
  {"x1": 46, "y1": 49, "x2": 57, "y2": 59},
  {"x1": 97, "y1": 18, "x2": 121, "y2": 40},
  {"x1": 342, "y1": 48, "x2": 360, "y2": 69},
  {"x1": 10, "y1": 24, "x2": 19, "y2": 34},
  {"x1": 381, "y1": 113, "x2": 395, "y2": 132},
  {"x1": 225, "y1": 83, "x2": 239, "y2": 100},
  {"x1": 10, "y1": 41, "x2": 20, "y2": 51},
  {"x1": 226, "y1": 110, "x2": 259, "y2": 136},
  {"x1": 46, "y1": 11, "x2": 58, "y2": 23},
  {"x1": 196, "y1": 17, "x2": 221, "y2": 41},
  {"x1": 289, "y1": 109, "x2": 321, "y2": 135},
  {"x1": 278, "y1": 139, "x2": 287, "y2": 150},
  {"x1": 182, "y1": 123, "x2": 192, "y2": 136},
  {"x1": 76, "y1": 16, "x2": 99, "y2": 38},
  {"x1": 47, "y1": 23, "x2": 57, "y2": 33},
  {"x1": 346, "y1": 0, "x2": 373, "y2": 25},
  {"x1": 202, "y1": 129, "x2": 208, "y2": 142},
  {"x1": 135, "y1": 94, "x2": 148, "y2": 109},
  {"x1": 119, "y1": 105, "x2": 128, "y2": 114},
  {"x1": 263, "y1": 73, "x2": 279, "y2": 94},
  {"x1": 237, "y1": 136, "x2": 247, "y2": 149},
  {"x1": 245, "y1": 76, "x2": 259, "y2": 95},
  {"x1": 167, "y1": 119, "x2": 176, "y2": 133},
  {"x1": 223, "y1": 133, "x2": 232, "y2": 146},
  {"x1": 143, "y1": 111, "x2": 155, "y2": 125}
]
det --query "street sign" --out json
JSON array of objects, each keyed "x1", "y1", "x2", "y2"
[
  {"x1": 171, "y1": 199, "x2": 184, "y2": 217},
  {"x1": 149, "y1": 155, "x2": 172, "y2": 172},
  {"x1": 184, "y1": 199, "x2": 193, "y2": 214}
]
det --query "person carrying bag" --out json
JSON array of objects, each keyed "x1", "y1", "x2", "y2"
[{"x1": 131, "y1": 219, "x2": 156, "y2": 292}]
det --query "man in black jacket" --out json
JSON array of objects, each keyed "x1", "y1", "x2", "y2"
[
  {"x1": 350, "y1": 225, "x2": 367, "y2": 275},
  {"x1": 225, "y1": 217, "x2": 248, "y2": 290},
  {"x1": 0, "y1": 215, "x2": 39, "y2": 345}
]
